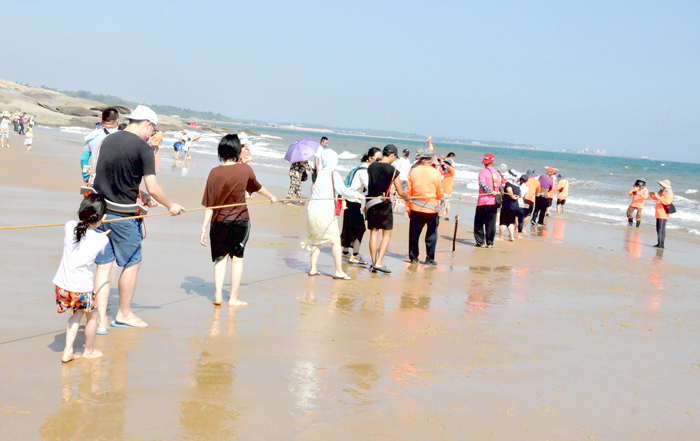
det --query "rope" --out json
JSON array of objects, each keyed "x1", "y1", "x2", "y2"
[{"x1": 0, "y1": 194, "x2": 480, "y2": 231}]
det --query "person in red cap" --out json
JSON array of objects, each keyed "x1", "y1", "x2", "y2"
[{"x1": 474, "y1": 153, "x2": 502, "y2": 248}]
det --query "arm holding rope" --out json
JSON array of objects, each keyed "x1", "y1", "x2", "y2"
[{"x1": 255, "y1": 186, "x2": 277, "y2": 204}]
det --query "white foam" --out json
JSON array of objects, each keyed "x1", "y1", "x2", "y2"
[
  {"x1": 338, "y1": 151, "x2": 358, "y2": 160},
  {"x1": 260, "y1": 134, "x2": 283, "y2": 140},
  {"x1": 59, "y1": 126, "x2": 92, "y2": 135},
  {"x1": 685, "y1": 189, "x2": 698, "y2": 194}
]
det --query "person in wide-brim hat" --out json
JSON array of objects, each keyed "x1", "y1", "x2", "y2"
[{"x1": 657, "y1": 180, "x2": 672, "y2": 190}]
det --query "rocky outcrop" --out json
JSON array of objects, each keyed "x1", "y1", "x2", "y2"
[
  {"x1": 56, "y1": 106, "x2": 98, "y2": 117},
  {"x1": 89, "y1": 105, "x2": 132, "y2": 115}
]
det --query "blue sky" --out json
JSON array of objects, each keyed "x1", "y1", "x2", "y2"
[{"x1": 1, "y1": 1, "x2": 699, "y2": 161}]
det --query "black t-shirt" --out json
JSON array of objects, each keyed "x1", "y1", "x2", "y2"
[
  {"x1": 93, "y1": 130, "x2": 156, "y2": 211},
  {"x1": 367, "y1": 162, "x2": 397, "y2": 198},
  {"x1": 503, "y1": 182, "x2": 521, "y2": 211}
]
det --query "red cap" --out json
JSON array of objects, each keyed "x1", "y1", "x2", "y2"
[
  {"x1": 482, "y1": 153, "x2": 495, "y2": 164},
  {"x1": 547, "y1": 167, "x2": 555, "y2": 174}
]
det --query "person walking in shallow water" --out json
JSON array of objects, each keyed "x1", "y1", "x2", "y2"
[
  {"x1": 285, "y1": 160, "x2": 311, "y2": 205},
  {"x1": 649, "y1": 180, "x2": 674, "y2": 249},
  {"x1": 627, "y1": 179, "x2": 648, "y2": 227}
]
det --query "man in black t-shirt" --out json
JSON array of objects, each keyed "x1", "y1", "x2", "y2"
[
  {"x1": 93, "y1": 105, "x2": 185, "y2": 332},
  {"x1": 366, "y1": 144, "x2": 410, "y2": 274}
]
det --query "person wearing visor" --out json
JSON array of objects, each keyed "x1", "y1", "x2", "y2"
[{"x1": 406, "y1": 151, "x2": 444, "y2": 265}]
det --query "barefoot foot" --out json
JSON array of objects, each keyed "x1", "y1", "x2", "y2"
[
  {"x1": 228, "y1": 299, "x2": 248, "y2": 306},
  {"x1": 82, "y1": 349, "x2": 103, "y2": 359},
  {"x1": 62, "y1": 352, "x2": 82, "y2": 363}
]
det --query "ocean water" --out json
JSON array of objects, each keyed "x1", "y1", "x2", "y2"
[{"x1": 60, "y1": 126, "x2": 700, "y2": 235}]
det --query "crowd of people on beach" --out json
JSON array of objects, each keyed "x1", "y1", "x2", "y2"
[
  {"x1": 50, "y1": 105, "x2": 676, "y2": 363},
  {"x1": 0, "y1": 110, "x2": 35, "y2": 150}
]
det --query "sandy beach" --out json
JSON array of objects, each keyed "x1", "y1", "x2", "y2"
[{"x1": 1, "y1": 127, "x2": 700, "y2": 440}]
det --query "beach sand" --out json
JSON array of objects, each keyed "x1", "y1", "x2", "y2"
[{"x1": 1, "y1": 128, "x2": 699, "y2": 440}]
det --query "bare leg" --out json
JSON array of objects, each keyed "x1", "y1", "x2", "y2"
[
  {"x1": 508, "y1": 224, "x2": 516, "y2": 241},
  {"x1": 499, "y1": 225, "x2": 505, "y2": 240},
  {"x1": 375, "y1": 229, "x2": 392, "y2": 268},
  {"x1": 82, "y1": 311, "x2": 103, "y2": 359},
  {"x1": 562, "y1": 205, "x2": 566, "y2": 214},
  {"x1": 94, "y1": 262, "x2": 113, "y2": 333},
  {"x1": 352, "y1": 239, "x2": 360, "y2": 254},
  {"x1": 331, "y1": 239, "x2": 348, "y2": 278},
  {"x1": 62, "y1": 311, "x2": 84, "y2": 363},
  {"x1": 369, "y1": 229, "x2": 380, "y2": 266},
  {"x1": 228, "y1": 256, "x2": 247, "y2": 306},
  {"x1": 309, "y1": 246, "x2": 321, "y2": 275},
  {"x1": 114, "y1": 263, "x2": 147, "y2": 327},
  {"x1": 213, "y1": 257, "x2": 228, "y2": 305}
]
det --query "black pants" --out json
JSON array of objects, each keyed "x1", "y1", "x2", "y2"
[
  {"x1": 473, "y1": 205, "x2": 498, "y2": 246},
  {"x1": 409, "y1": 211, "x2": 438, "y2": 260},
  {"x1": 532, "y1": 196, "x2": 550, "y2": 225},
  {"x1": 517, "y1": 207, "x2": 526, "y2": 232},
  {"x1": 656, "y1": 218, "x2": 667, "y2": 248}
]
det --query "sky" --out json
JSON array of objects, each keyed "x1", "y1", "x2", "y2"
[{"x1": 1, "y1": 1, "x2": 699, "y2": 162}]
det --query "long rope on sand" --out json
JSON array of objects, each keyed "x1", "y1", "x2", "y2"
[{"x1": 0, "y1": 195, "x2": 477, "y2": 231}]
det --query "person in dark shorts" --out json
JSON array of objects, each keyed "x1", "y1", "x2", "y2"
[
  {"x1": 499, "y1": 178, "x2": 521, "y2": 241},
  {"x1": 93, "y1": 106, "x2": 185, "y2": 333},
  {"x1": 366, "y1": 144, "x2": 410, "y2": 273},
  {"x1": 201, "y1": 134, "x2": 277, "y2": 306}
]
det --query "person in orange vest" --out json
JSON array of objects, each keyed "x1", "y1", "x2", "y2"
[
  {"x1": 649, "y1": 180, "x2": 674, "y2": 249},
  {"x1": 523, "y1": 169, "x2": 540, "y2": 225},
  {"x1": 545, "y1": 167, "x2": 557, "y2": 216},
  {"x1": 555, "y1": 174, "x2": 569, "y2": 213},
  {"x1": 626, "y1": 179, "x2": 648, "y2": 227},
  {"x1": 406, "y1": 151, "x2": 444, "y2": 265},
  {"x1": 439, "y1": 152, "x2": 455, "y2": 221}
]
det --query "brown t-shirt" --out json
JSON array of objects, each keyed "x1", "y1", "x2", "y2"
[{"x1": 202, "y1": 164, "x2": 262, "y2": 225}]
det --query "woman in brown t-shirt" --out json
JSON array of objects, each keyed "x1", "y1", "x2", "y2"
[{"x1": 200, "y1": 134, "x2": 277, "y2": 306}]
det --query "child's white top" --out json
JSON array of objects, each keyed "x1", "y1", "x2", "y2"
[{"x1": 53, "y1": 221, "x2": 109, "y2": 292}]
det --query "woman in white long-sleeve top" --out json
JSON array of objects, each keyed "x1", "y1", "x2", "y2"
[{"x1": 302, "y1": 149, "x2": 365, "y2": 280}]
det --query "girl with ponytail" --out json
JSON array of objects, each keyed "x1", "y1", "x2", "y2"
[{"x1": 53, "y1": 194, "x2": 111, "y2": 362}]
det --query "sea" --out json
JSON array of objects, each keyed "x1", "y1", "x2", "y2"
[{"x1": 60, "y1": 125, "x2": 700, "y2": 236}]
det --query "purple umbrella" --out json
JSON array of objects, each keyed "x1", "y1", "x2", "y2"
[{"x1": 285, "y1": 138, "x2": 320, "y2": 164}]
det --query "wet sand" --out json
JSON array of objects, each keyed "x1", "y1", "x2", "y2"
[{"x1": 1, "y1": 128, "x2": 700, "y2": 440}]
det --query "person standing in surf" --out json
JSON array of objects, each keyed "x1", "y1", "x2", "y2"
[
  {"x1": 201, "y1": 134, "x2": 277, "y2": 306},
  {"x1": 649, "y1": 180, "x2": 674, "y2": 249},
  {"x1": 474, "y1": 153, "x2": 501, "y2": 248},
  {"x1": 366, "y1": 144, "x2": 411, "y2": 273},
  {"x1": 627, "y1": 179, "x2": 649, "y2": 227},
  {"x1": 92, "y1": 106, "x2": 185, "y2": 332}
]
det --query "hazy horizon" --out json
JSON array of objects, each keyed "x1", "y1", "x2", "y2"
[{"x1": 0, "y1": 1, "x2": 698, "y2": 162}]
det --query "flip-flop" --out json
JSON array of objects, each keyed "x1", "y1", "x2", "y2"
[
  {"x1": 96, "y1": 326, "x2": 110, "y2": 336},
  {"x1": 372, "y1": 265, "x2": 391, "y2": 274},
  {"x1": 308, "y1": 272, "x2": 320, "y2": 277},
  {"x1": 332, "y1": 275, "x2": 351, "y2": 280},
  {"x1": 111, "y1": 320, "x2": 149, "y2": 329}
]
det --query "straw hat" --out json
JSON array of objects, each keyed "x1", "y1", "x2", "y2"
[
  {"x1": 657, "y1": 179, "x2": 672, "y2": 189},
  {"x1": 1, "y1": 111, "x2": 9, "y2": 117}
]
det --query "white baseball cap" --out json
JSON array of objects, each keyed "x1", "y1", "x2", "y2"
[
  {"x1": 238, "y1": 132, "x2": 252, "y2": 146},
  {"x1": 125, "y1": 105, "x2": 158, "y2": 125}
]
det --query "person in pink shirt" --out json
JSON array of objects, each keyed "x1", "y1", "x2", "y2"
[{"x1": 474, "y1": 153, "x2": 502, "y2": 248}]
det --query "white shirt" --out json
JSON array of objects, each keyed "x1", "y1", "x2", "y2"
[
  {"x1": 53, "y1": 221, "x2": 109, "y2": 292},
  {"x1": 346, "y1": 163, "x2": 369, "y2": 203},
  {"x1": 0, "y1": 117, "x2": 9, "y2": 130},
  {"x1": 307, "y1": 170, "x2": 363, "y2": 214},
  {"x1": 311, "y1": 146, "x2": 324, "y2": 171},
  {"x1": 394, "y1": 157, "x2": 411, "y2": 181},
  {"x1": 519, "y1": 183, "x2": 529, "y2": 208}
]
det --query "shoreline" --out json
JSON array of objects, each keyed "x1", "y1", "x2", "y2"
[{"x1": 1, "y1": 126, "x2": 699, "y2": 439}]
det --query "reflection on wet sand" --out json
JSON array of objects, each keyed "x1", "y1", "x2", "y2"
[
  {"x1": 624, "y1": 229, "x2": 643, "y2": 259},
  {"x1": 178, "y1": 307, "x2": 240, "y2": 439},
  {"x1": 39, "y1": 340, "x2": 129, "y2": 441}
]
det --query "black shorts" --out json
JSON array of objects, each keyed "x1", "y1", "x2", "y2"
[
  {"x1": 557, "y1": 199, "x2": 566, "y2": 206},
  {"x1": 366, "y1": 201, "x2": 393, "y2": 230},
  {"x1": 210, "y1": 219, "x2": 250, "y2": 261},
  {"x1": 311, "y1": 170, "x2": 318, "y2": 183},
  {"x1": 499, "y1": 208, "x2": 518, "y2": 226}
]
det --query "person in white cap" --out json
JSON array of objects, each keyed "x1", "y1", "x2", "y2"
[{"x1": 92, "y1": 105, "x2": 185, "y2": 332}]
